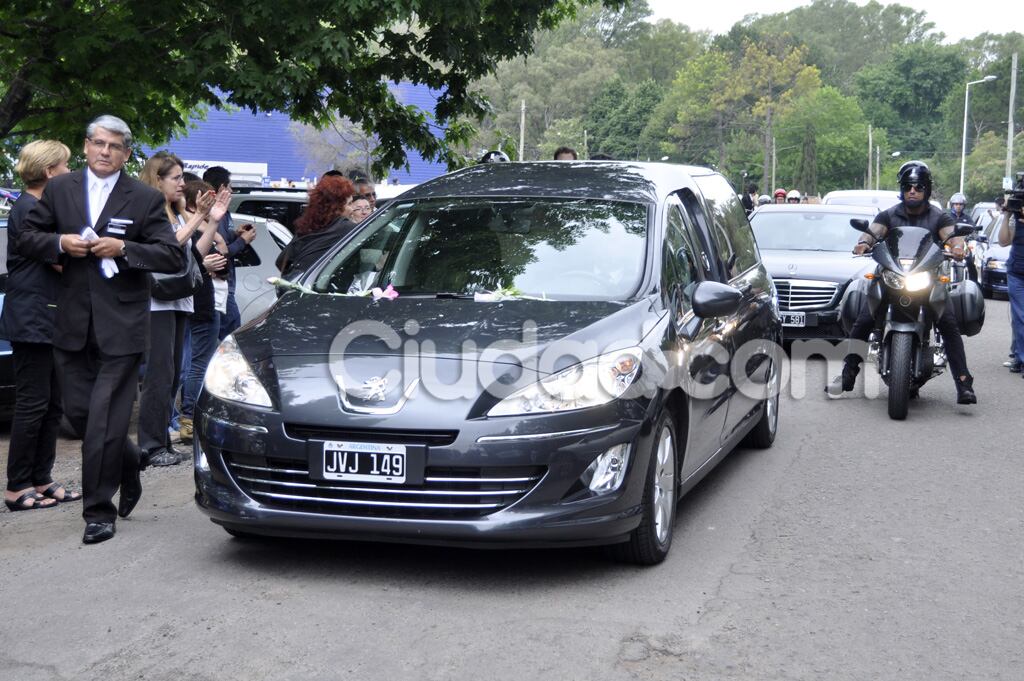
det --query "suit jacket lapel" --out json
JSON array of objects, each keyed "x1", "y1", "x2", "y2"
[
  {"x1": 70, "y1": 171, "x2": 89, "y2": 228},
  {"x1": 96, "y1": 173, "x2": 133, "y2": 233}
]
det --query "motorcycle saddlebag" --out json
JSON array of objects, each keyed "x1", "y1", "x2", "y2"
[
  {"x1": 839, "y1": 277, "x2": 872, "y2": 336},
  {"x1": 947, "y1": 279, "x2": 986, "y2": 337}
]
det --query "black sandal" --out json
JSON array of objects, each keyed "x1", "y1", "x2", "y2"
[
  {"x1": 39, "y1": 483, "x2": 82, "y2": 503},
  {"x1": 4, "y1": 490, "x2": 58, "y2": 512}
]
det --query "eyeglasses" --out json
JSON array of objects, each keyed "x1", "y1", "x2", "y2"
[
  {"x1": 87, "y1": 138, "x2": 127, "y2": 153},
  {"x1": 901, "y1": 183, "x2": 926, "y2": 193}
]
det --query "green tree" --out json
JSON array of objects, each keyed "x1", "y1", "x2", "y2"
[
  {"x1": 854, "y1": 42, "x2": 967, "y2": 156},
  {"x1": 644, "y1": 50, "x2": 736, "y2": 167},
  {"x1": 731, "y1": 41, "x2": 821, "y2": 185},
  {"x1": 775, "y1": 87, "x2": 871, "y2": 194},
  {"x1": 591, "y1": 79, "x2": 663, "y2": 159},
  {"x1": 0, "y1": 0, "x2": 624, "y2": 176},
  {"x1": 962, "y1": 130, "x2": 1024, "y2": 202},
  {"x1": 747, "y1": 0, "x2": 939, "y2": 91},
  {"x1": 620, "y1": 20, "x2": 709, "y2": 87}
]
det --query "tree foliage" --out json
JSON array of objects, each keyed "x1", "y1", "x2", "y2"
[{"x1": 0, "y1": 0, "x2": 623, "y2": 176}]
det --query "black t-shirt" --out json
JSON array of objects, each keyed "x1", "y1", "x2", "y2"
[{"x1": 874, "y1": 203, "x2": 954, "y2": 239}]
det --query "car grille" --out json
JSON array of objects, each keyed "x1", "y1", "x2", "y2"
[
  {"x1": 775, "y1": 279, "x2": 839, "y2": 310},
  {"x1": 222, "y1": 451, "x2": 545, "y2": 520}
]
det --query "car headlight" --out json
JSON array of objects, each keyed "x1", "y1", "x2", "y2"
[
  {"x1": 204, "y1": 335, "x2": 273, "y2": 407},
  {"x1": 487, "y1": 348, "x2": 642, "y2": 416},
  {"x1": 985, "y1": 259, "x2": 1006, "y2": 270},
  {"x1": 903, "y1": 272, "x2": 931, "y2": 292},
  {"x1": 882, "y1": 271, "x2": 904, "y2": 289}
]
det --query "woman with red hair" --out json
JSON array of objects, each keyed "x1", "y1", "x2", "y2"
[{"x1": 276, "y1": 175, "x2": 357, "y2": 279}]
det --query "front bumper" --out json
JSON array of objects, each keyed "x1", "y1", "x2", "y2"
[
  {"x1": 193, "y1": 395, "x2": 656, "y2": 548},
  {"x1": 781, "y1": 308, "x2": 844, "y2": 341}
]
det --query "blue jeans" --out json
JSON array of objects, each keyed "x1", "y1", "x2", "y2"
[
  {"x1": 219, "y1": 292, "x2": 240, "y2": 340},
  {"x1": 181, "y1": 315, "x2": 221, "y2": 419},
  {"x1": 1008, "y1": 271, "x2": 1024, "y2": 365}
]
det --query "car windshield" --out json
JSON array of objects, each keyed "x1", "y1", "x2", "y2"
[
  {"x1": 750, "y1": 211, "x2": 862, "y2": 252},
  {"x1": 311, "y1": 197, "x2": 649, "y2": 300}
]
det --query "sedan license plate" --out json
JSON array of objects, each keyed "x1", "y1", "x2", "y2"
[
  {"x1": 323, "y1": 441, "x2": 406, "y2": 484},
  {"x1": 781, "y1": 311, "x2": 806, "y2": 327}
]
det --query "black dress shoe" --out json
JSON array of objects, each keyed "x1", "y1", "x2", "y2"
[
  {"x1": 118, "y1": 465, "x2": 143, "y2": 518},
  {"x1": 83, "y1": 522, "x2": 115, "y2": 544},
  {"x1": 147, "y1": 448, "x2": 182, "y2": 467}
]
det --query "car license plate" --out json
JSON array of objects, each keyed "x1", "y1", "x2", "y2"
[
  {"x1": 781, "y1": 311, "x2": 806, "y2": 327},
  {"x1": 322, "y1": 441, "x2": 406, "y2": 484}
]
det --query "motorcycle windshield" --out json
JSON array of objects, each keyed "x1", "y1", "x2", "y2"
[{"x1": 876, "y1": 226, "x2": 941, "y2": 272}]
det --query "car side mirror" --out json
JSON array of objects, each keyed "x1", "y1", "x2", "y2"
[
  {"x1": 692, "y1": 281, "x2": 743, "y2": 319},
  {"x1": 975, "y1": 234, "x2": 989, "y2": 244},
  {"x1": 850, "y1": 219, "x2": 870, "y2": 233}
]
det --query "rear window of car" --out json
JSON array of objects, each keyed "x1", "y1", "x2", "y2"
[
  {"x1": 235, "y1": 199, "x2": 306, "y2": 231},
  {"x1": 693, "y1": 175, "x2": 759, "y2": 279}
]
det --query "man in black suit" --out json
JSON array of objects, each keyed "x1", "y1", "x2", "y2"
[{"x1": 18, "y1": 115, "x2": 183, "y2": 544}]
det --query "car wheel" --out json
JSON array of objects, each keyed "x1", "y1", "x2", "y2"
[
  {"x1": 610, "y1": 411, "x2": 677, "y2": 566},
  {"x1": 742, "y1": 356, "x2": 780, "y2": 449}
]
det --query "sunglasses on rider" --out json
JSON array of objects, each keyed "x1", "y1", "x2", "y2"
[{"x1": 900, "y1": 183, "x2": 926, "y2": 193}]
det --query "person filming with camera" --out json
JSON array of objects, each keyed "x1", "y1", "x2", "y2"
[{"x1": 996, "y1": 178, "x2": 1024, "y2": 379}]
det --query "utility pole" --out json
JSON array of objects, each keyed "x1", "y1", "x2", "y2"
[
  {"x1": 583, "y1": 129, "x2": 588, "y2": 159},
  {"x1": 771, "y1": 136, "x2": 776, "y2": 192},
  {"x1": 867, "y1": 124, "x2": 873, "y2": 190},
  {"x1": 518, "y1": 99, "x2": 526, "y2": 161},
  {"x1": 875, "y1": 145, "x2": 881, "y2": 190},
  {"x1": 1007, "y1": 53, "x2": 1018, "y2": 189}
]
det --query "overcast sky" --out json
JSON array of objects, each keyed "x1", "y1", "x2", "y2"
[{"x1": 646, "y1": 0, "x2": 1002, "y2": 43}]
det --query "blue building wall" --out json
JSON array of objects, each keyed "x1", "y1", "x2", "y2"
[{"x1": 148, "y1": 82, "x2": 448, "y2": 184}]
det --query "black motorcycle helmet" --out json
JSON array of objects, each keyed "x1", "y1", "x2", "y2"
[
  {"x1": 896, "y1": 160, "x2": 933, "y2": 206},
  {"x1": 478, "y1": 150, "x2": 511, "y2": 164}
]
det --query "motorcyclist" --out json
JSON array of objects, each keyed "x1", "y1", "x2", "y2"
[
  {"x1": 773, "y1": 188, "x2": 787, "y2": 204},
  {"x1": 757, "y1": 194, "x2": 771, "y2": 206},
  {"x1": 786, "y1": 189, "x2": 801, "y2": 204},
  {"x1": 948, "y1": 192, "x2": 979, "y2": 281},
  {"x1": 828, "y1": 161, "x2": 977, "y2": 404}
]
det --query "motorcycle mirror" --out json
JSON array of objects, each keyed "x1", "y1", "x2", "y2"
[
  {"x1": 850, "y1": 219, "x2": 870, "y2": 233},
  {"x1": 953, "y1": 222, "x2": 975, "y2": 237}
]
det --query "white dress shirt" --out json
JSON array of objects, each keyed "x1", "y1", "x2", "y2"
[{"x1": 86, "y1": 167, "x2": 120, "y2": 228}]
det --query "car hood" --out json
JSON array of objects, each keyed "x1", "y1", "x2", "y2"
[
  {"x1": 236, "y1": 292, "x2": 660, "y2": 369},
  {"x1": 761, "y1": 250, "x2": 873, "y2": 284},
  {"x1": 980, "y1": 243, "x2": 1011, "y2": 261}
]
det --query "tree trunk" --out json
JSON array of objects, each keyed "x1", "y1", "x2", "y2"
[{"x1": 0, "y1": 66, "x2": 35, "y2": 139}]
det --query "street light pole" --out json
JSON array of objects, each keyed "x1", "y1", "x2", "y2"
[{"x1": 959, "y1": 75, "x2": 997, "y2": 193}]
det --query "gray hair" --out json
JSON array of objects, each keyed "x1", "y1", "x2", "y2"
[{"x1": 86, "y1": 115, "x2": 133, "y2": 147}]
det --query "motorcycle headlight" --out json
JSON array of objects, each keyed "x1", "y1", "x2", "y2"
[
  {"x1": 904, "y1": 272, "x2": 931, "y2": 292},
  {"x1": 882, "y1": 271, "x2": 904, "y2": 289},
  {"x1": 487, "y1": 348, "x2": 642, "y2": 417},
  {"x1": 204, "y1": 335, "x2": 273, "y2": 407}
]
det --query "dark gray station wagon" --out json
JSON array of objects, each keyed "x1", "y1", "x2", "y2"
[{"x1": 194, "y1": 162, "x2": 783, "y2": 564}]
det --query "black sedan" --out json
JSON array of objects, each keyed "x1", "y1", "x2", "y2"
[
  {"x1": 749, "y1": 203, "x2": 878, "y2": 342},
  {"x1": 193, "y1": 162, "x2": 782, "y2": 564}
]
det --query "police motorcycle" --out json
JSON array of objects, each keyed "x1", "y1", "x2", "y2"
[{"x1": 842, "y1": 219, "x2": 985, "y2": 419}]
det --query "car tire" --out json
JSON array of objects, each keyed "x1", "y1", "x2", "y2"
[
  {"x1": 742, "y1": 357, "x2": 780, "y2": 449},
  {"x1": 610, "y1": 411, "x2": 678, "y2": 566}
]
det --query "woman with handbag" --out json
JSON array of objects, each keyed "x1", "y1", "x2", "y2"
[{"x1": 137, "y1": 152, "x2": 228, "y2": 466}]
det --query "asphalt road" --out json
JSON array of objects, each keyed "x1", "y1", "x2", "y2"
[{"x1": 1, "y1": 300, "x2": 1021, "y2": 681}]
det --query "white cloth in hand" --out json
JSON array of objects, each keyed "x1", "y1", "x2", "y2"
[{"x1": 79, "y1": 226, "x2": 119, "y2": 278}]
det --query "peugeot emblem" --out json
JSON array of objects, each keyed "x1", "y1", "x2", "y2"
[{"x1": 359, "y1": 376, "x2": 389, "y2": 402}]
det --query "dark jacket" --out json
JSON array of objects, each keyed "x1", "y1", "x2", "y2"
[
  {"x1": 17, "y1": 170, "x2": 183, "y2": 355},
  {"x1": 0, "y1": 192, "x2": 60, "y2": 344},
  {"x1": 276, "y1": 217, "x2": 357, "y2": 280}
]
